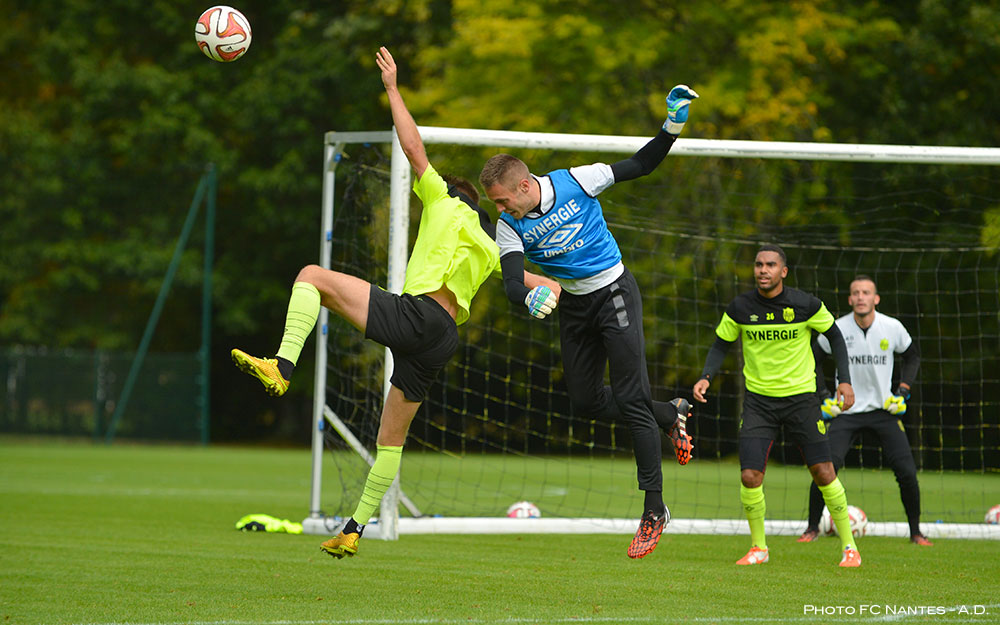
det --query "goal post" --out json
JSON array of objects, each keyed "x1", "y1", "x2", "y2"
[{"x1": 302, "y1": 127, "x2": 1000, "y2": 541}]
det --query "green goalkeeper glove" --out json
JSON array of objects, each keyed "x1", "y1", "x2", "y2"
[
  {"x1": 883, "y1": 386, "x2": 910, "y2": 416},
  {"x1": 663, "y1": 84, "x2": 699, "y2": 135},
  {"x1": 524, "y1": 285, "x2": 557, "y2": 319},
  {"x1": 820, "y1": 397, "x2": 843, "y2": 420}
]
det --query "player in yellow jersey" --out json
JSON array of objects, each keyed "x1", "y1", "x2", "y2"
[
  {"x1": 232, "y1": 47, "x2": 557, "y2": 558},
  {"x1": 692, "y1": 245, "x2": 862, "y2": 567}
]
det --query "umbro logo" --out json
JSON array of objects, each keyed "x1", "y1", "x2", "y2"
[{"x1": 539, "y1": 223, "x2": 583, "y2": 248}]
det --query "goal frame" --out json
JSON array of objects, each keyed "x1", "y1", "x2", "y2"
[{"x1": 301, "y1": 126, "x2": 1000, "y2": 540}]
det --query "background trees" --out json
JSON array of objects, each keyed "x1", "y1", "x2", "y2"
[{"x1": 2, "y1": 0, "x2": 998, "y2": 440}]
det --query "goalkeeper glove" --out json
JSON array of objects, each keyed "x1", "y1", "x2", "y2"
[
  {"x1": 883, "y1": 386, "x2": 910, "y2": 416},
  {"x1": 663, "y1": 84, "x2": 700, "y2": 135},
  {"x1": 820, "y1": 397, "x2": 843, "y2": 420},
  {"x1": 524, "y1": 285, "x2": 557, "y2": 319}
]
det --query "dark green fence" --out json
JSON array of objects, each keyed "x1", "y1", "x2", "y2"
[{"x1": 1, "y1": 347, "x2": 206, "y2": 442}]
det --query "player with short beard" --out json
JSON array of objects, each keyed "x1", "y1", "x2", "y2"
[
  {"x1": 798, "y1": 275, "x2": 929, "y2": 546},
  {"x1": 693, "y1": 244, "x2": 863, "y2": 567}
]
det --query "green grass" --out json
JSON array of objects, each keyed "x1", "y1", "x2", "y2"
[{"x1": 2, "y1": 438, "x2": 1000, "y2": 625}]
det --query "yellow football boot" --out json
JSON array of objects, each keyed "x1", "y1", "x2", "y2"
[
  {"x1": 231, "y1": 348, "x2": 289, "y2": 396},
  {"x1": 320, "y1": 532, "x2": 360, "y2": 559}
]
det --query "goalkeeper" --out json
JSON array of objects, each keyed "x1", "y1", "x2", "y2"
[
  {"x1": 478, "y1": 84, "x2": 699, "y2": 559},
  {"x1": 692, "y1": 245, "x2": 862, "y2": 567},
  {"x1": 231, "y1": 47, "x2": 556, "y2": 559},
  {"x1": 798, "y1": 276, "x2": 929, "y2": 545}
]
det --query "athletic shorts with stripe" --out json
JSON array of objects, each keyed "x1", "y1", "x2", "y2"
[{"x1": 738, "y1": 390, "x2": 832, "y2": 472}]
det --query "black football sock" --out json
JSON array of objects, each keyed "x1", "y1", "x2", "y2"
[
  {"x1": 643, "y1": 490, "x2": 665, "y2": 516},
  {"x1": 342, "y1": 517, "x2": 364, "y2": 536},
  {"x1": 275, "y1": 356, "x2": 294, "y2": 381}
]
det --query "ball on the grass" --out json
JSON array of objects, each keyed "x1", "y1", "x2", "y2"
[
  {"x1": 985, "y1": 504, "x2": 1000, "y2": 524},
  {"x1": 195, "y1": 6, "x2": 252, "y2": 62},
  {"x1": 819, "y1": 505, "x2": 868, "y2": 538},
  {"x1": 506, "y1": 501, "x2": 541, "y2": 518}
]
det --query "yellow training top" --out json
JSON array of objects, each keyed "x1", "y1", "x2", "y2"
[{"x1": 403, "y1": 165, "x2": 500, "y2": 326}]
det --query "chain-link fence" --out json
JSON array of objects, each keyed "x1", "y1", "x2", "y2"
[{"x1": 1, "y1": 346, "x2": 206, "y2": 442}]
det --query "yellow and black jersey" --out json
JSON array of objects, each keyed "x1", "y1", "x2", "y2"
[{"x1": 716, "y1": 287, "x2": 835, "y2": 397}]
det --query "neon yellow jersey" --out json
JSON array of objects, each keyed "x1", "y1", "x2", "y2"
[
  {"x1": 404, "y1": 165, "x2": 500, "y2": 326},
  {"x1": 716, "y1": 287, "x2": 834, "y2": 397}
]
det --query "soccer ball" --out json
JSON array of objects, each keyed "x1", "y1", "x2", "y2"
[
  {"x1": 986, "y1": 504, "x2": 1000, "y2": 524},
  {"x1": 195, "y1": 6, "x2": 252, "y2": 62},
  {"x1": 818, "y1": 505, "x2": 868, "y2": 538},
  {"x1": 506, "y1": 501, "x2": 541, "y2": 518}
]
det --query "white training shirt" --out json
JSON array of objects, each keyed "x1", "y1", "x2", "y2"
[
  {"x1": 816, "y1": 311, "x2": 913, "y2": 414},
  {"x1": 495, "y1": 164, "x2": 625, "y2": 295}
]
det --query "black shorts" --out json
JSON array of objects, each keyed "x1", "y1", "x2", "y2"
[
  {"x1": 738, "y1": 390, "x2": 831, "y2": 472},
  {"x1": 364, "y1": 285, "x2": 458, "y2": 402}
]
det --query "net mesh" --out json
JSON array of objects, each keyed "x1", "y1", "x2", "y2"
[{"x1": 319, "y1": 141, "x2": 1000, "y2": 528}]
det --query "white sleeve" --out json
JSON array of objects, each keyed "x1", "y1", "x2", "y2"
[
  {"x1": 892, "y1": 318, "x2": 913, "y2": 352},
  {"x1": 816, "y1": 333, "x2": 832, "y2": 355},
  {"x1": 568, "y1": 163, "x2": 615, "y2": 196},
  {"x1": 496, "y1": 219, "x2": 525, "y2": 257}
]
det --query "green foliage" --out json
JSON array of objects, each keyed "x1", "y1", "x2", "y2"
[{"x1": 2, "y1": 1, "x2": 999, "y2": 439}]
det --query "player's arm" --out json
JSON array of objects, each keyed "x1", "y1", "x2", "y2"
[
  {"x1": 822, "y1": 323, "x2": 855, "y2": 411},
  {"x1": 898, "y1": 341, "x2": 920, "y2": 392},
  {"x1": 693, "y1": 336, "x2": 734, "y2": 403},
  {"x1": 885, "y1": 341, "x2": 920, "y2": 415},
  {"x1": 376, "y1": 46, "x2": 429, "y2": 178},
  {"x1": 609, "y1": 85, "x2": 699, "y2": 183},
  {"x1": 500, "y1": 252, "x2": 558, "y2": 319}
]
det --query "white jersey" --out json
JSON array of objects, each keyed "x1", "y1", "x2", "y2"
[{"x1": 817, "y1": 311, "x2": 913, "y2": 413}]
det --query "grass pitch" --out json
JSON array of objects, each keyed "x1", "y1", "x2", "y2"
[{"x1": 2, "y1": 438, "x2": 999, "y2": 625}]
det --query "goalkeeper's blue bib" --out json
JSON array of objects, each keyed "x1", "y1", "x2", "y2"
[{"x1": 498, "y1": 169, "x2": 622, "y2": 280}]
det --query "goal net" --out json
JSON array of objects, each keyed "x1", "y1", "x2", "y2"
[{"x1": 302, "y1": 128, "x2": 1000, "y2": 541}]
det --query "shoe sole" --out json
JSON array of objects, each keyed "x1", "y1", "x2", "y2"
[
  {"x1": 232, "y1": 353, "x2": 286, "y2": 397},
  {"x1": 320, "y1": 545, "x2": 357, "y2": 559}
]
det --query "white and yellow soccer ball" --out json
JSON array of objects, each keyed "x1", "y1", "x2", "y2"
[
  {"x1": 195, "y1": 6, "x2": 252, "y2": 62},
  {"x1": 819, "y1": 505, "x2": 868, "y2": 538},
  {"x1": 506, "y1": 501, "x2": 541, "y2": 518},
  {"x1": 986, "y1": 504, "x2": 1000, "y2": 525}
]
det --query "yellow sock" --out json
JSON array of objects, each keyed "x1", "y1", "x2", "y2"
[
  {"x1": 740, "y1": 484, "x2": 767, "y2": 550},
  {"x1": 276, "y1": 281, "x2": 321, "y2": 365},
  {"x1": 352, "y1": 445, "x2": 403, "y2": 525},
  {"x1": 819, "y1": 477, "x2": 857, "y2": 552}
]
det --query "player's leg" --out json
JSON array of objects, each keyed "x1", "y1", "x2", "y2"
[
  {"x1": 321, "y1": 290, "x2": 458, "y2": 559},
  {"x1": 790, "y1": 393, "x2": 859, "y2": 566},
  {"x1": 801, "y1": 415, "x2": 855, "y2": 542},
  {"x1": 232, "y1": 264, "x2": 370, "y2": 395},
  {"x1": 597, "y1": 275, "x2": 666, "y2": 504},
  {"x1": 874, "y1": 412, "x2": 930, "y2": 544},
  {"x1": 736, "y1": 392, "x2": 777, "y2": 564},
  {"x1": 737, "y1": 439, "x2": 771, "y2": 564},
  {"x1": 321, "y1": 385, "x2": 419, "y2": 559}
]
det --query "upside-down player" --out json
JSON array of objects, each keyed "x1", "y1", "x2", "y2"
[
  {"x1": 231, "y1": 46, "x2": 556, "y2": 558},
  {"x1": 478, "y1": 84, "x2": 699, "y2": 559},
  {"x1": 692, "y1": 245, "x2": 863, "y2": 567},
  {"x1": 798, "y1": 275, "x2": 930, "y2": 545}
]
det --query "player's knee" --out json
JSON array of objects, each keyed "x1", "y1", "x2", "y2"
[
  {"x1": 741, "y1": 469, "x2": 763, "y2": 488},
  {"x1": 895, "y1": 467, "x2": 918, "y2": 490},
  {"x1": 296, "y1": 264, "x2": 323, "y2": 284},
  {"x1": 809, "y1": 462, "x2": 837, "y2": 486}
]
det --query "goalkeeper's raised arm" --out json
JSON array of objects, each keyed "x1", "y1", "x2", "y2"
[{"x1": 609, "y1": 85, "x2": 699, "y2": 184}]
